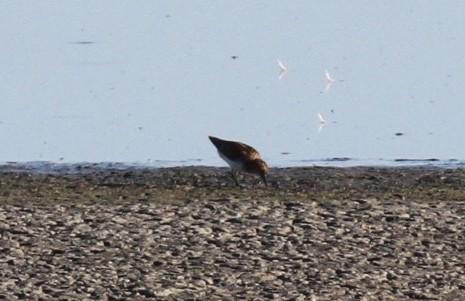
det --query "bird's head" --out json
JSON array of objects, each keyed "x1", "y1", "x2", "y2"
[{"x1": 245, "y1": 159, "x2": 269, "y2": 186}]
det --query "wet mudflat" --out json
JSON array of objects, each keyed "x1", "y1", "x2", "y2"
[{"x1": 0, "y1": 166, "x2": 464, "y2": 300}]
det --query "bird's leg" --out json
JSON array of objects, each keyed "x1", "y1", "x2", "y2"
[
  {"x1": 262, "y1": 175, "x2": 268, "y2": 187},
  {"x1": 231, "y1": 170, "x2": 242, "y2": 187}
]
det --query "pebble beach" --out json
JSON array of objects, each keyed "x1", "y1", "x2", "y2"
[{"x1": 1, "y1": 165, "x2": 464, "y2": 300}]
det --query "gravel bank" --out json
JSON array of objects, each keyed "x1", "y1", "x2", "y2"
[{"x1": 0, "y1": 166, "x2": 464, "y2": 300}]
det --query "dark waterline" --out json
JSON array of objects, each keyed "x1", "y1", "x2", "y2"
[{"x1": 0, "y1": 158, "x2": 463, "y2": 175}]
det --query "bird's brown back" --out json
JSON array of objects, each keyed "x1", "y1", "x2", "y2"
[{"x1": 208, "y1": 136, "x2": 262, "y2": 161}]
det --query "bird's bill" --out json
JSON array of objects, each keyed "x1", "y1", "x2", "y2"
[{"x1": 261, "y1": 174, "x2": 268, "y2": 187}]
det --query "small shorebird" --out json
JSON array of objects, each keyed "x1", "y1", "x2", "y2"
[{"x1": 209, "y1": 136, "x2": 269, "y2": 187}]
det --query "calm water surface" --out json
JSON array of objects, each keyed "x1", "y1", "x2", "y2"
[{"x1": 1, "y1": 2, "x2": 465, "y2": 167}]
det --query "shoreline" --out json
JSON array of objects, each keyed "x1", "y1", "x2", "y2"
[
  {"x1": 1, "y1": 165, "x2": 464, "y2": 204},
  {"x1": 0, "y1": 158, "x2": 463, "y2": 174}
]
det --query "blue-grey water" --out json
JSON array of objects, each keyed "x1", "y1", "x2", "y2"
[{"x1": 2, "y1": 2, "x2": 465, "y2": 168}]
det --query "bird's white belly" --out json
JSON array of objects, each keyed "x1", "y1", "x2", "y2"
[{"x1": 219, "y1": 152, "x2": 244, "y2": 171}]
